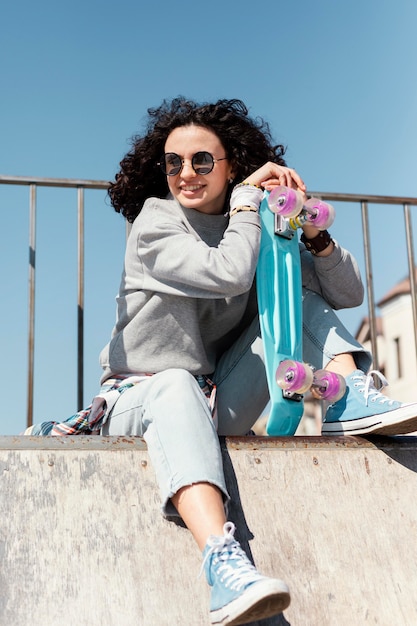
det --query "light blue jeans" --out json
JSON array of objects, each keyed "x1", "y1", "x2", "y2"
[{"x1": 102, "y1": 288, "x2": 371, "y2": 516}]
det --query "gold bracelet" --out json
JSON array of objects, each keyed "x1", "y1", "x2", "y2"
[
  {"x1": 229, "y1": 205, "x2": 259, "y2": 218},
  {"x1": 235, "y1": 181, "x2": 263, "y2": 190}
]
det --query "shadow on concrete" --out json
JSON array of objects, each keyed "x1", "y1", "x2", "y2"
[
  {"x1": 364, "y1": 435, "x2": 417, "y2": 473},
  {"x1": 221, "y1": 438, "x2": 292, "y2": 626}
]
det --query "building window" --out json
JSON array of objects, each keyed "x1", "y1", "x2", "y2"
[{"x1": 393, "y1": 337, "x2": 402, "y2": 380}]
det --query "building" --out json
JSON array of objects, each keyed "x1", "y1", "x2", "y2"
[
  {"x1": 356, "y1": 271, "x2": 417, "y2": 403},
  {"x1": 296, "y1": 272, "x2": 417, "y2": 435}
]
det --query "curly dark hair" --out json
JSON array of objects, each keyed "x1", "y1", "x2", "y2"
[{"x1": 108, "y1": 97, "x2": 287, "y2": 223}]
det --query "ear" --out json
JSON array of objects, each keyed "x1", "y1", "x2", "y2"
[{"x1": 227, "y1": 163, "x2": 237, "y2": 183}]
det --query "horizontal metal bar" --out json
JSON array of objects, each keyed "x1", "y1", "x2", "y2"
[
  {"x1": 0, "y1": 174, "x2": 109, "y2": 190},
  {"x1": 1, "y1": 175, "x2": 417, "y2": 205},
  {"x1": 308, "y1": 191, "x2": 417, "y2": 205}
]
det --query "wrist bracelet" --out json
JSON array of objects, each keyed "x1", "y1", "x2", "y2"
[
  {"x1": 300, "y1": 230, "x2": 333, "y2": 255},
  {"x1": 234, "y1": 181, "x2": 263, "y2": 190},
  {"x1": 230, "y1": 185, "x2": 264, "y2": 212},
  {"x1": 229, "y1": 206, "x2": 259, "y2": 218}
]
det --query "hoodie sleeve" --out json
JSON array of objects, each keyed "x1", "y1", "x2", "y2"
[{"x1": 300, "y1": 239, "x2": 364, "y2": 310}]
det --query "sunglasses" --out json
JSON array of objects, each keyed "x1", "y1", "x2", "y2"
[{"x1": 158, "y1": 151, "x2": 228, "y2": 176}]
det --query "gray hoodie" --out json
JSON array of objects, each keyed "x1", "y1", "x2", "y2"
[{"x1": 99, "y1": 196, "x2": 363, "y2": 382}]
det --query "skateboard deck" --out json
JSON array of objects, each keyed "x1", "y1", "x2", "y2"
[
  {"x1": 257, "y1": 192, "x2": 304, "y2": 435},
  {"x1": 257, "y1": 188, "x2": 344, "y2": 436}
]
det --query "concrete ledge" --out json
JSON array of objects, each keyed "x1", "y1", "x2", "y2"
[{"x1": 1, "y1": 435, "x2": 416, "y2": 625}]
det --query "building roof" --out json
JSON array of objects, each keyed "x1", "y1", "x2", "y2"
[
  {"x1": 378, "y1": 268, "x2": 417, "y2": 306},
  {"x1": 355, "y1": 315, "x2": 383, "y2": 343}
]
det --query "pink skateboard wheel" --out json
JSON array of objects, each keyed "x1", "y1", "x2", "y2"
[
  {"x1": 268, "y1": 187, "x2": 304, "y2": 218},
  {"x1": 276, "y1": 359, "x2": 313, "y2": 394},
  {"x1": 313, "y1": 370, "x2": 346, "y2": 402},
  {"x1": 304, "y1": 199, "x2": 335, "y2": 229}
]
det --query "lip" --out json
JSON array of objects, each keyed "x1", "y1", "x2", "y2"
[
  {"x1": 180, "y1": 184, "x2": 204, "y2": 191},
  {"x1": 179, "y1": 184, "x2": 205, "y2": 197}
]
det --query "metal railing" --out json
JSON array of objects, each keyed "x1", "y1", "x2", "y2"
[
  {"x1": 1, "y1": 175, "x2": 110, "y2": 427},
  {"x1": 1, "y1": 174, "x2": 417, "y2": 428},
  {"x1": 307, "y1": 190, "x2": 417, "y2": 373}
]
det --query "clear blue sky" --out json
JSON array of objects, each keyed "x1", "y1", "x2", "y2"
[{"x1": 1, "y1": 0, "x2": 416, "y2": 435}]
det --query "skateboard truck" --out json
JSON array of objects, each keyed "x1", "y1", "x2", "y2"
[
  {"x1": 282, "y1": 389, "x2": 303, "y2": 402},
  {"x1": 274, "y1": 213, "x2": 295, "y2": 240},
  {"x1": 269, "y1": 186, "x2": 335, "y2": 231}
]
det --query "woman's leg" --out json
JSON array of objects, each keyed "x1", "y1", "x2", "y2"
[
  {"x1": 214, "y1": 316, "x2": 270, "y2": 436},
  {"x1": 302, "y1": 288, "x2": 371, "y2": 372},
  {"x1": 213, "y1": 291, "x2": 372, "y2": 436},
  {"x1": 302, "y1": 288, "x2": 417, "y2": 435},
  {"x1": 102, "y1": 368, "x2": 229, "y2": 523},
  {"x1": 171, "y1": 483, "x2": 226, "y2": 550},
  {"x1": 212, "y1": 292, "x2": 374, "y2": 437},
  {"x1": 103, "y1": 366, "x2": 290, "y2": 622},
  {"x1": 325, "y1": 352, "x2": 358, "y2": 376}
]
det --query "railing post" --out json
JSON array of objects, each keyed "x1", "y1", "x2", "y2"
[
  {"x1": 403, "y1": 203, "x2": 417, "y2": 368},
  {"x1": 77, "y1": 187, "x2": 85, "y2": 411},
  {"x1": 27, "y1": 184, "x2": 37, "y2": 428},
  {"x1": 361, "y1": 200, "x2": 379, "y2": 370}
]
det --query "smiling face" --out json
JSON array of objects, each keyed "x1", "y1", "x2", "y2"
[{"x1": 163, "y1": 125, "x2": 234, "y2": 215}]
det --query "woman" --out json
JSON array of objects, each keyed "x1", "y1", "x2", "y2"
[{"x1": 27, "y1": 97, "x2": 417, "y2": 624}]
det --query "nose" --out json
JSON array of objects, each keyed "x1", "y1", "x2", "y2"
[{"x1": 179, "y1": 160, "x2": 197, "y2": 178}]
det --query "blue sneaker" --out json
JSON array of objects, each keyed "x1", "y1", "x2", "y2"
[
  {"x1": 322, "y1": 369, "x2": 417, "y2": 436},
  {"x1": 201, "y1": 522, "x2": 290, "y2": 625}
]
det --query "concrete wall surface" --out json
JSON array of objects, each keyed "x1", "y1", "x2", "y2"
[{"x1": 0, "y1": 435, "x2": 416, "y2": 626}]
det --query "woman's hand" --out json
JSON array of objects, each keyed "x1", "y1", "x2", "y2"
[{"x1": 242, "y1": 162, "x2": 306, "y2": 194}]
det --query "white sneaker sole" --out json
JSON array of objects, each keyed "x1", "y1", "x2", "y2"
[
  {"x1": 322, "y1": 403, "x2": 417, "y2": 436},
  {"x1": 210, "y1": 578, "x2": 290, "y2": 626}
]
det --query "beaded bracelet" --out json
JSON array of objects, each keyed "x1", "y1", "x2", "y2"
[
  {"x1": 234, "y1": 181, "x2": 263, "y2": 190},
  {"x1": 300, "y1": 230, "x2": 333, "y2": 255},
  {"x1": 230, "y1": 185, "x2": 264, "y2": 212},
  {"x1": 229, "y1": 206, "x2": 259, "y2": 218}
]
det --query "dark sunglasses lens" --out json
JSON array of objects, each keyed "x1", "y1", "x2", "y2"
[
  {"x1": 163, "y1": 153, "x2": 182, "y2": 176},
  {"x1": 192, "y1": 152, "x2": 214, "y2": 175}
]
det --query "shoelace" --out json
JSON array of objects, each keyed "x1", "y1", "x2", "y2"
[
  {"x1": 353, "y1": 370, "x2": 397, "y2": 407},
  {"x1": 200, "y1": 522, "x2": 262, "y2": 590}
]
